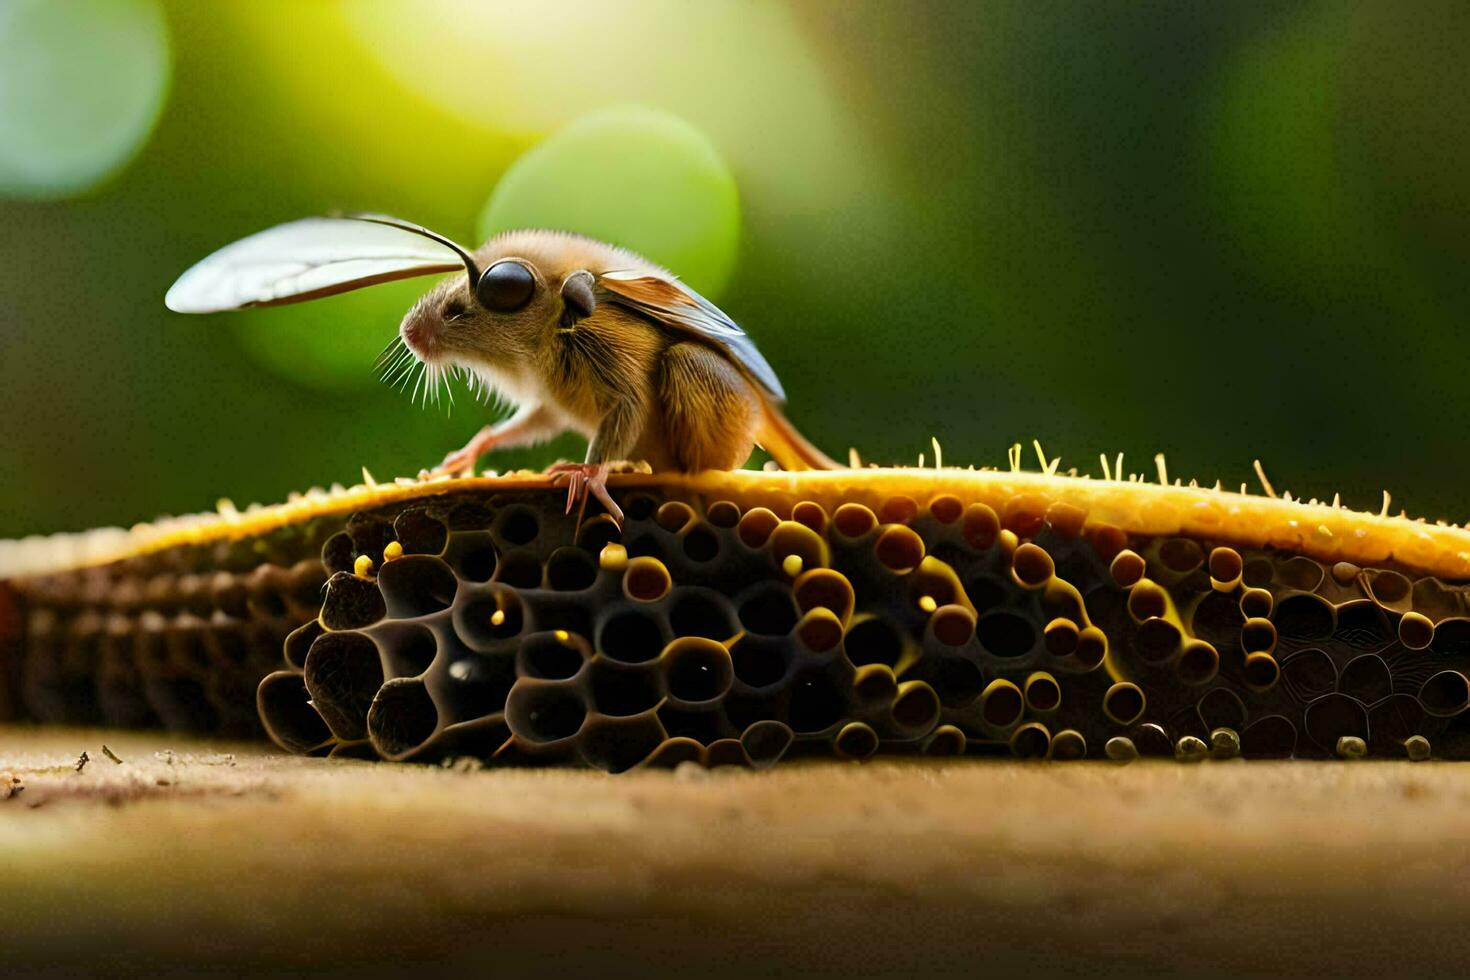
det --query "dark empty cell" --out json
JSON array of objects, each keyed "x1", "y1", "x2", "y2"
[
  {"x1": 1127, "y1": 583, "x2": 1167, "y2": 621},
  {"x1": 346, "y1": 514, "x2": 395, "y2": 565},
  {"x1": 845, "y1": 617, "x2": 903, "y2": 668},
  {"x1": 1208, "y1": 547, "x2": 1243, "y2": 585},
  {"x1": 1420, "y1": 670, "x2": 1470, "y2": 717},
  {"x1": 933, "y1": 606, "x2": 977, "y2": 647},
  {"x1": 682, "y1": 526, "x2": 720, "y2": 563},
  {"x1": 1304, "y1": 693, "x2": 1369, "y2": 752},
  {"x1": 1243, "y1": 653, "x2": 1279, "y2": 690},
  {"x1": 1197, "y1": 687, "x2": 1247, "y2": 731},
  {"x1": 788, "y1": 670, "x2": 844, "y2": 733},
  {"x1": 1241, "y1": 558, "x2": 1274, "y2": 588},
  {"x1": 832, "y1": 504, "x2": 877, "y2": 539},
  {"x1": 1277, "y1": 556, "x2": 1325, "y2": 592},
  {"x1": 1176, "y1": 640, "x2": 1219, "y2": 686},
  {"x1": 1272, "y1": 594, "x2": 1334, "y2": 641},
  {"x1": 1103, "y1": 683, "x2": 1145, "y2": 725},
  {"x1": 442, "y1": 652, "x2": 517, "y2": 718},
  {"x1": 705, "y1": 740, "x2": 748, "y2": 768},
  {"x1": 599, "y1": 609, "x2": 665, "y2": 664},
  {"x1": 1011, "y1": 544, "x2": 1054, "y2": 587},
  {"x1": 1159, "y1": 538, "x2": 1204, "y2": 574},
  {"x1": 445, "y1": 501, "x2": 494, "y2": 531},
  {"x1": 1239, "y1": 715, "x2": 1298, "y2": 759},
  {"x1": 494, "y1": 550, "x2": 544, "y2": 590},
  {"x1": 925, "y1": 726, "x2": 967, "y2": 756},
  {"x1": 739, "y1": 586, "x2": 798, "y2": 637},
  {"x1": 578, "y1": 714, "x2": 667, "y2": 772},
  {"x1": 456, "y1": 589, "x2": 525, "y2": 650},
  {"x1": 932, "y1": 657, "x2": 984, "y2": 707},
  {"x1": 741, "y1": 720, "x2": 795, "y2": 768},
  {"x1": 976, "y1": 612, "x2": 1036, "y2": 658},
  {"x1": 576, "y1": 516, "x2": 622, "y2": 556},
  {"x1": 1281, "y1": 649, "x2": 1337, "y2": 701},
  {"x1": 1129, "y1": 722, "x2": 1175, "y2": 757},
  {"x1": 892, "y1": 682, "x2": 940, "y2": 731},
  {"x1": 643, "y1": 738, "x2": 705, "y2": 769},
  {"x1": 546, "y1": 547, "x2": 598, "y2": 592},
  {"x1": 320, "y1": 572, "x2": 387, "y2": 631},
  {"x1": 590, "y1": 661, "x2": 663, "y2": 716},
  {"x1": 1009, "y1": 723, "x2": 1050, "y2": 759},
  {"x1": 284, "y1": 619, "x2": 326, "y2": 671},
  {"x1": 624, "y1": 494, "x2": 659, "y2": 522},
  {"x1": 1134, "y1": 618, "x2": 1181, "y2": 664},
  {"x1": 1240, "y1": 618, "x2": 1277, "y2": 655},
  {"x1": 377, "y1": 556, "x2": 458, "y2": 619},
  {"x1": 394, "y1": 509, "x2": 448, "y2": 556},
  {"x1": 623, "y1": 558, "x2": 672, "y2": 602},
  {"x1": 705, "y1": 500, "x2": 741, "y2": 528},
  {"x1": 655, "y1": 501, "x2": 696, "y2": 533},
  {"x1": 367, "y1": 678, "x2": 440, "y2": 757},
  {"x1": 1338, "y1": 654, "x2": 1392, "y2": 704},
  {"x1": 835, "y1": 722, "x2": 879, "y2": 760},
  {"x1": 520, "y1": 632, "x2": 587, "y2": 680},
  {"x1": 506, "y1": 683, "x2": 586, "y2": 742},
  {"x1": 303, "y1": 630, "x2": 384, "y2": 741},
  {"x1": 1192, "y1": 591, "x2": 1246, "y2": 654},
  {"x1": 1239, "y1": 588, "x2": 1273, "y2": 619},
  {"x1": 257, "y1": 670, "x2": 331, "y2": 754},
  {"x1": 1334, "y1": 601, "x2": 1393, "y2": 652},
  {"x1": 321, "y1": 532, "x2": 356, "y2": 575},
  {"x1": 980, "y1": 680, "x2": 1023, "y2": 728},
  {"x1": 664, "y1": 638, "x2": 734, "y2": 703},
  {"x1": 658, "y1": 705, "x2": 727, "y2": 744},
  {"x1": 625, "y1": 534, "x2": 665, "y2": 561},
  {"x1": 1369, "y1": 694, "x2": 1427, "y2": 752},
  {"x1": 1365, "y1": 570, "x2": 1411, "y2": 607},
  {"x1": 874, "y1": 526, "x2": 925, "y2": 572},
  {"x1": 372, "y1": 621, "x2": 438, "y2": 677},
  {"x1": 731, "y1": 637, "x2": 790, "y2": 689},
  {"x1": 495, "y1": 506, "x2": 540, "y2": 546},
  {"x1": 443, "y1": 531, "x2": 498, "y2": 583},
  {"x1": 670, "y1": 590, "x2": 738, "y2": 640},
  {"x1": 1432, "y1": 618, "x2": 1470, "y2": 658},
  {"x1": 1023, "y1": 673, "x2": 1060, "y2": 712}
]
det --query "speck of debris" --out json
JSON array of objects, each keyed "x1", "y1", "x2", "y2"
[
  {"x1": 1, "y1": 772, "x2": 22, "y2": 800},
  {"x1": 74, "y1": 751, "x2": 90, "y2": 773},
  {"x1": 154, "y1": 750, "x2": 176, "y2": 765},
  {"x1": 101, "y1": 744, "x2": 124, "y2": 765}
]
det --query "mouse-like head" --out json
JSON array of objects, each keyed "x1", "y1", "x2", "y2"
[{"x1": 398, "y1": 229, "x2": 621, "y2": 369}]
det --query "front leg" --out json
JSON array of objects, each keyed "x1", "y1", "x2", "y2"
[
  {"x1": 549, "y1": 396, "x2": 644, "y2": 526},
  {"x1": 434, "y1": 403, "x2": 562, "y2": 477}
]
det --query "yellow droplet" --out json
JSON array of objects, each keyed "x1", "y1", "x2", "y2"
[
  {"x1": 599, "y1": 543, "x2": 628, "y2": 571},
  {"x1": 554, "y1": 629, "x2": 569, "y2": 642},
  {"x1": 918, "y1": 595, "x2": 937, "y2": 614},
  {"x1": 382, "y1": 541, "x2": 404, "y2": 561},
  {"x1": 782, "y1": 553, "x2": 804, "y2": 578},
  {"x1": 490, "y1": 609, "x2": 506, "y2": 627},
  {"x1": 353, "y1": 554, "x2": 374, "y2": 579}
]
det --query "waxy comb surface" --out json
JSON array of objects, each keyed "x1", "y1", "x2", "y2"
[{"x1": 4, "y1": 468, "x2": 1469, "y2": 767}]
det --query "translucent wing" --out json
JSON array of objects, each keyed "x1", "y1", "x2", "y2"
[
  {"x1": 597, "y1": 270, "x2": 787, "y2": 403},
  {"x1": 164, "y1": 216, "x2": 468, "y2": 314}
]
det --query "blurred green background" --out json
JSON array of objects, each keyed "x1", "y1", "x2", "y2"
[{"x1": 1, "y1": 0, "x2": 1467, "y2": 539}]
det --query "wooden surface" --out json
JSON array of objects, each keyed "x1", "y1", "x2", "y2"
[{"x1": 4, "y1": 725, "x2": 1469, "y2": 978}]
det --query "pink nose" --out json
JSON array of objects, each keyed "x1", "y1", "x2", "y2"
[{"x1": 401, "y1": 310, "x2": 437, "y2": 354}]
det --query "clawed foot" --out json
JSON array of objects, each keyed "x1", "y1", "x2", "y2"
[
  {"x1": 432, "y1": 432, "x2": 497, "y2": 478},
  {"x1": 548, "y1": 462, "x2": 624, "y2": 527}
]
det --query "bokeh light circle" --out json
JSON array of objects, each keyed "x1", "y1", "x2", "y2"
[
  {"x1": 479, "y1": 106, "x2": 740, "y2": 297},
  {"x1": 0, "y1": 0, "x2": 170, "y2": 200}
]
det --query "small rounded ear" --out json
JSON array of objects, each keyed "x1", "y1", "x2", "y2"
[{"x1": 560, "y1": 270, "x2": 596, "y2": 327}]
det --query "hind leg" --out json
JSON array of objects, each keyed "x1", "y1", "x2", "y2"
[{"x1": 655, "y1": 343, "x2": 761, "y2": 472}]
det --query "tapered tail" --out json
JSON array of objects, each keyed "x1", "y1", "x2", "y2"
[{"x1": 757, "y1": 401, "x2": 840, "y2": 471}]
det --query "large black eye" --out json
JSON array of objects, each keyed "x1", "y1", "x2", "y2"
[{"x1": 475, "y1": 260, "x2": 536, "y2": 312}]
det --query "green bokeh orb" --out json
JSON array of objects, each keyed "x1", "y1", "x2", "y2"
[
  {"x1": 479, "y1": 106, "x2": 740, "y2": 297},
  {"x1": 0, "y1": 0, "x2": 170, "y2": 200},
  {"x1": 229, "y1": 279, "x2": 439, "y2": 394}
]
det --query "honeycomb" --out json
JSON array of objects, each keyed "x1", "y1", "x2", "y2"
[{"x1": 4, "y1": 470, "x2": 1470, "y2": 768}]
